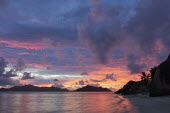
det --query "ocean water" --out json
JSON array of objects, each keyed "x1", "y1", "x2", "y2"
[{"x1": 0, "y1": 92, "x2": 170, "y2": 113}]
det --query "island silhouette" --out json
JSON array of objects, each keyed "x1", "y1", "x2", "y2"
[
  {"x1": 0, "y1": 85, "x2": 69, "y2": 92},
  {"x1": 74, "y1": 85, "x2": 112, "y2": 92},
  {"x1": 0, "y1": 85, "x2": 112, "y2": 92}
]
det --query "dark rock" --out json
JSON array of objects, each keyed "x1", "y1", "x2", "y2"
[
  {"x1": 115, "y1": 89, "x2": 123, "y2": 94},
  {"x1": 74, "y1": 85, "x2": 112, "y2": 92},
  {"x1": 116, "y1": 54, "x2": 170, "y2": 96},
  {"x1": 150, "y1": 54, "x2": 170, "y2": 97},
  {"x1": 150, "y1": 89, "x2": 170, "y2": 97},
  {"x1": 115, "y1": 81, "x2": 148, "y2": 95},
  {"x1": 0, "y1": 88, "x2": 8, "y2": 91}
]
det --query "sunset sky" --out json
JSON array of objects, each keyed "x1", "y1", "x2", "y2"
[{"x1": 0, "y1": 0, "x2": 169, "y2": 90}]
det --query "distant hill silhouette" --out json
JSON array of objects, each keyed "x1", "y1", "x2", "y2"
[
  {"x1": 0, "y1": 85, "x2": 69, "y2": 92},
  {"x1": 74, "y1": 85, "x2": 112, "y2": 92}
]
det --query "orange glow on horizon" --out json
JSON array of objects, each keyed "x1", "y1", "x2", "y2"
[
  {"x1": 61, "y1": 64, "x2": 141, "y2": 90},
  {"x1": 34, "y1": 64, "x2": 48, "y2": 69},
  {"x1": 20, "y1": 80, "x2": 52, "y2": 87}
]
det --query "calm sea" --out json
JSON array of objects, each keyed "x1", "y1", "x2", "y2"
[
  {"x1": 0, "y1": 92, "x2": 139, "y2": 113},
  {"x1": 2, "y1": 92, "x2": 170, "y2": 113}
]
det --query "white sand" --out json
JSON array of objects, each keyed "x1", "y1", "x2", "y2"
[{"x1": 124, "y1": 94, "x2": 170, "y2": 113}]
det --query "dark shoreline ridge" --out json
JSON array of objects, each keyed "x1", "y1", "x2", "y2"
[
  {"x1": 115, "y1": 80, "x2": 149, "y2": 95},
  {"x1": 0, "y1": 85, "x2": 112, "y2": 92},
  {"x1": 74, "y1": 85, "x2": 112, "y2": 92},
  {"x1": 115, "y1": 54, "x2": 170, "y2": 97},
  {"x1": 0, "y1": 85, "x2": 69, "y2": 92}
]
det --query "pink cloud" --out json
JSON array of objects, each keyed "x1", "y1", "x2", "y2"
[{"x1": 0, "y1": 40, "x2": 45, "y2": 50}]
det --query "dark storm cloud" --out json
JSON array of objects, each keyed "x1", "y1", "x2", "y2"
[
  {"x1": 77, "y1": 80, "x2": 86, "y2": 85},
  {"x1": 78, "y1": 0, "x2": 170, "y2": 73},
  {"x1": 0, "y1": 77, "x2": 21, "y2": 86},
  {"x1": 125, "y1": 0, "x2": 170, "y2": 73},
  {"x1": 0, "y1": 0, "x2": 9, "y2": 6},
  {"x1": 78, "y1": 3, "x2": 120, "y2": 64},
  {"x1": 1, "y1": 0, "x2": 170, "y2": 75},
  {"x1": 53, "y1": 83, "x2": 64, "y2": 88},
  {"x1": 126, "y1": 54, "x2": 146, "y2": 74},
  {"x1": 0, "y1": 57, "x2": 21, "y2": 86},
  {"x1": 76, "y1": 73, "x2": 117, "y2": 85},
  {"x1": 53, "y1": 79, "x2": 59, "y2": 82},
  {"x1": 78, "y1": 0, "x2": 126, "y2": 64},
  {"x1": 126, "y1": 0, "x2": 170, "y2": 53},
  {"x1": 14, "y1": 58, "x2": 26, "y2": 72},
  {"x1": 80, "y1": 72, "x2": 89, "y2": 76},
  {"x1": 91, "y1": 73, "x2": 117, "y2": 82},
  {"x1": 21, "y1": 72, "x2": 35, "y2": 80},
  {"x1": 0, "y1": 0, "x2": 87, "y2": 43},
  {"x1": 75, "y1": 80, "x2": 89, "y2": 85},
  {"x1": 0, "y1": 57, "x2": 17, "y2": 77},
  {"x1": 4, "y1": 69, "x2": 17, "y2": 77},
  {"x1": 88, "y1": 83, "x2": 100, "y2": 87},
  {"x1": 90, "y1": 79, "x2": 102, "y2": 82},
  {"x1": 0, "y1": 57, "x2": 7, "y2": 74},
  {"x1": 105, "y1": 73, "x2": 117, "y2": 81}
]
